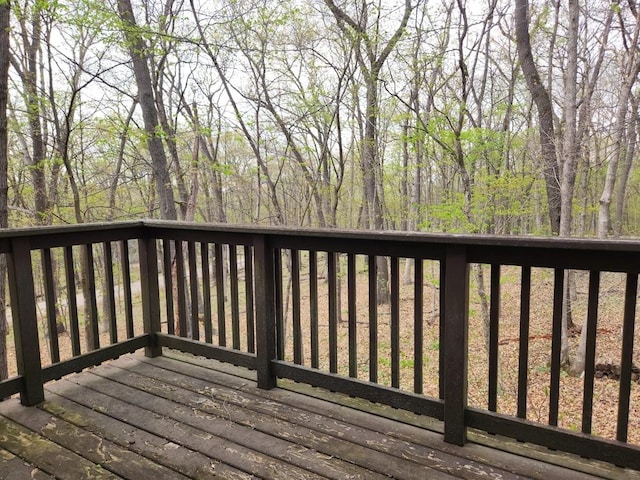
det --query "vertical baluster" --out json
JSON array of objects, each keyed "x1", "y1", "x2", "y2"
[
  {"x1": 549, "y1": 268, "x2": 564, "y2": 427},
  {"x1": 215, "y1": 243, "x2": 226, "y2": 346},
  {"x1": 201, "y1": 243, "x2": 213, "y2": 344},
  {"x1": 120, "y1": 240, "x2": 134, "y2": 339},
  {"x1": 244, "y1": 245, "x2": 255, "y2": 353},
  {"x1": 582, "y1": 270, "x2": 600, "y2": 434},
  {"x1": 391, "y1": 257, "x2": 400, "y2": 388},
  {"x1": 291, "y1": 249, "x2": 302, "y2": 364},
  {"x1": 254, "y1": 235, "x2": 276, "y2": 389},
  {"x1": 309, "y1": 250, "x2": 319, "y2": 368},
  {"x1": 64, "y1": 246, "x2": 81, "y2": 356},
  {"x1": 348, "y1": 253, "x2": 357, "y2": 378},
  {"x1": 42, "y1": 248, "x2": 59, "y2": 364},
  {"x1": 7, "y1": 238, "x2": 43, "y2": 405},
  {"x1": 274, "y1": 249, "x2": 284, "y2": 359},
  {"x1": 162, "y1": 239, "x2": 175, "y2": 335},
  {"x1": 414, "y1": 258, "x2": 424, "y2": 394},
  {"x1": 83, "y1": 244, "x2": 99, "y2": 351},
  {"x1": 230, "y1": 244, "x2": 241, "y2": 349},
  {"x1": 488, "y1": 264, "x2": 500, "y2": 412},
  {"x1": 328, "y1": 252, "x2": 338, "y2": 374},
  {"x1": 617, "y1": 272, "x2": 638, "y2": 442},
  {"x1": 175, "y1": 240, "x2": 187, "y2": 337},
  {"x1": 439, "y1": 259, "x2": 446, "y2": 400},
  {"x1": 517, "y1": 266, "x2": 531, "y2": 419},
  {"x1": 138, "y1": 237, "x2": 161, "y2": 358},
  {"x1": 188, "y1": 241, "x2": 199, "y2": 341},
  {"x1": 443, "y1": 245, "x2": 469, "y2": 446},
  {"x1": 103, "y1": 242, "x2": 117, "y2": 344},
  {"x1": 368, "y1": 255, "x2": 378, "y2": 383}
]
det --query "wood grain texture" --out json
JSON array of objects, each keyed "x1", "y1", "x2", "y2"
[{"x1": 0, "y1": 353, "x2": 634, "y2": 480}]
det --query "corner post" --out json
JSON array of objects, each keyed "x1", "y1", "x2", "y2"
[
  {"x1": 443, "y1": 244, "x2": 469, "y2": 445},
  {"x1": 7, "y1": 238, "x2": 44, "y2": 405},
  {"x1": 138, "y1": 236, "x2": 162, "y2": 357},
  {"x1": 254, "y1": 234, "x2": 276, "y2": 389}
]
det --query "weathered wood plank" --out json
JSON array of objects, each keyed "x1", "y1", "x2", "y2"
[
  {"x1": 72, "y1": 367, "x2": 399, "y2": 480},
  {"x1": 0, "y1": 398, "x2": 189, "y2": 480},
  {"x1": 156, "y1": 351, "x2": 617, "y2": 480},
  {"x1": 0, "y1": 445, "x2": 54, "y2": 480},
  {"x1": 1, "y1": 350, "x2": 629, "y2": 480},
  {"x1": 109, "y1": 356, "x2": 508, "y2": 480},
  {"x1": 39, "y1": 392, "x2": 251, "y2": 480},
  {"x1": 46, "y1": 377, "x2": 328, "y2": 480},
  {"x1": 96, "y1": 365, "x2": 448, "y2": 479},
  {"x1": 0, "y1": 412, "x2": 117, "y2": 479}
]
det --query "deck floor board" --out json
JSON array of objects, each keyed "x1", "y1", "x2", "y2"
[{"x1": 0, "y1": 352, "x2": 636, "y2": 479}]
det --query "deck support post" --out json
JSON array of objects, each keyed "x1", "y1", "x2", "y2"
[
  {"x1": 139, "y1": 236, "x2": 162, "y2": 358},
  {"x1": 443, "y1": 245, "x2": 469, "y2": 445},
  {"x1": 7, "y1": 238, "x2": 44, "y2": 406},
  {"x1": 254, "y1": 234, "x2": 276, "y2": 389}
]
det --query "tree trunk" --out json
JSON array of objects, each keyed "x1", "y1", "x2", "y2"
[
  {"x1": 0, "y1": 0, "x2": 9, "y2": 381},
  {"x1": 514, "y1": 0, "x2": 561, "y2": 235},
  {"x1": 117, "y1": 0, "x2": 177, "y2": 221},
  {"x1": 614, "y1": 95, "x2": 638, "y2": 237},
  {"x1": 597, "y1": 14, "x2": 640, "y2": 237}
]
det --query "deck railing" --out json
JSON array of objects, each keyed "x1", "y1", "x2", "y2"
[{"x1": 0, "y1": 220, "x2": 639, "y2": 470}]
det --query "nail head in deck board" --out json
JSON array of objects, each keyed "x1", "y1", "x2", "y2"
[{"x1": 0, "y1": 398, "x2": 189, "y2": 480}]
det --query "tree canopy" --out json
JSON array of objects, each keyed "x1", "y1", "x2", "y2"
[{"x1": 1, "y1": 0, "x2": 639, "y2": 238}]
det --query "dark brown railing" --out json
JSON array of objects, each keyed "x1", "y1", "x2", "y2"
[{"x1": 0, "y1": 220, "x2": 639, "y2": 470}]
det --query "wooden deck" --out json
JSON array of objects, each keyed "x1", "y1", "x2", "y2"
[{"x1": 0, "y1": 352, "x2": 636, "y2": 480}]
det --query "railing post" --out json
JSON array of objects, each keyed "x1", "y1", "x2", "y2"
[
  {"x1": 254, "y1": 234, "x2": 276, "y2": 389},
  {"x1": 138, "y1": 236, "x2": 162, "y2": 358},
  {"x1": 443, "y1": 244, "x2": 469, "y2": 445},
  {"x1": 7, "y1": 238, "x2": 44, "y2": 406}
]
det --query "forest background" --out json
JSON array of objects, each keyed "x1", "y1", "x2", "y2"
[{"x1": 0, "y1": 0, "x2": 639, "y2": 383}]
